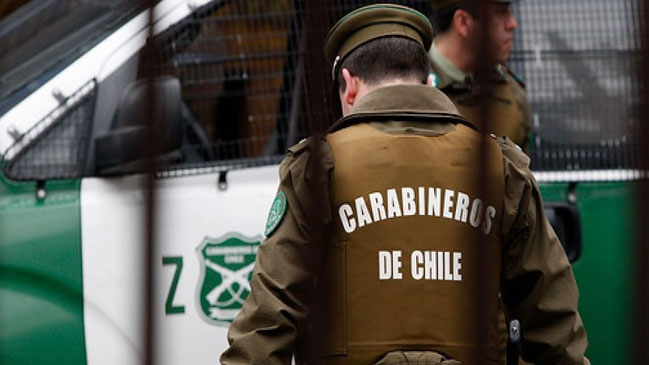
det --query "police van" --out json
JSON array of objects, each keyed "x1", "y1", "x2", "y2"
[{"x1": 0, "y1": 0, "x2": 637, "y2": 363}]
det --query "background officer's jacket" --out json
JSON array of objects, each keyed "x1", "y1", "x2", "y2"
[
  {"x1": 429, "y1": 45, "x2": 532, "y2": 153},
  {"x1": 220, "y1": 85, "x2": 587, "y2": 365}
]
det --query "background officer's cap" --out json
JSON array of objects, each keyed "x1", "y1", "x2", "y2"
[
  {"x1": 324, "y1": 4, "x2": 433, "y2": 81},
  {"x1": 430, "y1": 0, "x2": 518, "y2": 10}
]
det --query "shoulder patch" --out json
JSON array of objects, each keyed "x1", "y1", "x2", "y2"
[{"x1": 264, "y1": 191, "x2": 287, "y2": 236}]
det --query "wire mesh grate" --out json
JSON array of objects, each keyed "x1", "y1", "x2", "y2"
[
  {"x1": 510, "y1": 0, "x2": 640, "y2": 171},
  {"x1": 3, "y1": 80, "x2": 96, "y2": 180},
  {"x1": 147, "y1": 0, "x2": 639, "y2": 173},
  {"x1": 148, "y1": 0, "x2": 299, "y2": 165}
]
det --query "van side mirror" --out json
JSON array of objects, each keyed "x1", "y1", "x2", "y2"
[
  {"x1": 544, "y1": 202, "x2": 582, "y2": 263},
  {"x1": 95, "y1": 76, "x2": 183, "y2": 175}
]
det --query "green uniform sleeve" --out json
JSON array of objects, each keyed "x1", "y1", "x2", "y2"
[
  {"x1": 220, "y1": 138, "x2": 333, "y2": 365},
  {"x1": 498, "y1": 138, "x2": 589, "y2": 364}
]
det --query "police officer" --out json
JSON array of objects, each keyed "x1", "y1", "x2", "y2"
[
  {"x1": 428, "y1": 0, "x2": 531, "y2": 152},
  {"x1": 221, "y1": 4, "x2": 588, "y2": 364}
]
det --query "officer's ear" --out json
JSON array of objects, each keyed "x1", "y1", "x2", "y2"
[
  {"x1": 452, "y1": 9, "x2": 475, "y2": 38},
  {"x1": 341, "y1": 68, "x2": 359, "y2": 105}
]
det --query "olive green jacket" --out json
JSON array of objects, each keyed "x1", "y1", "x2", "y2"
[
  {"x1": 220, "y1": 85, "x2": 587, "y2": 365},
  {"x1": 428, "y1": 44, "x2": 532, "y2": 153}
]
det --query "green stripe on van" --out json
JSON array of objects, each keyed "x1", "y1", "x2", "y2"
[{"x1": 0, "y1": 174, "x2": 86, "y2": 365}]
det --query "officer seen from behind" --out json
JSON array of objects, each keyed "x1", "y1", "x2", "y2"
[
  {"x1": 221, "y1": 4, "x2": 588, "y2": 365},
  {"x1": 428, "y1": 0, "x2": 531, "y2": 152}
]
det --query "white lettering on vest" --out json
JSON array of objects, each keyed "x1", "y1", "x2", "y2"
[
  {"x1": 453, "y1": 252, "x2": 462, "y2": 281},
  {"x1": 469, "y1": 198, "x2": 483, "y2": 228},
  {"x1": 378, "y1": 251, "x2": 392, "y2": 280},
  {"x1": 337, "y1": 186, "x2": 497, "y2": 236},
  {"x1": 442, "y1": 189, "x2": 455, "y2": 219},
  {"x1": 378, "y1": 250, "x2": 403, "y2": 280},
  {"x1": 425, "y1": 250, "x2": 436, "y2": 279},
  {"x1": 409, "y1": 250, "x2": 462, "y2": 281},
  {"x1": 411, "y1": 250, "x2": 424, "y2": 280},
  {"x1": 393, "y1": 250, "x2": 403, "y2": 279},
  {"x1": 428, "y1": 187, "x2": 441, "y2": 217},
  {"x1": 386, "y1": 189, "x2": 402, "y2": 218},
  {"x1": 355, "y1": 197, "x2": 372, "y2": 228},
  {"x1": 369, "y1": 192, "x2": 387, "y2": 222},
  {"x1": 483, "y1": 205, "x2": 496, "y2": 235},
  {"x1": 339, "y1": 204, "x2": 356, "y2": 233},
  {"x1": 402, "y1": 187, "x2": 416, "y2": 216},
  {"x1": 454, "y1": 192, "x2": 470, "y2": 223},
  {"x1": 418, "y1": 187, "x2": 426, "y2": 216}
]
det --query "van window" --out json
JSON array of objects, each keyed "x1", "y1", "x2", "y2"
[{"x1": 3, "y1": 81, "x2": 97, "y2": 181}]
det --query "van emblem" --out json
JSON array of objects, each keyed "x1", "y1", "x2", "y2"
[{"x1": 196, "y1": 233, "x2": 260, "y2": 326}]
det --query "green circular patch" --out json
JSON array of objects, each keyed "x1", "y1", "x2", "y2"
[{"x1": 264, "y1": 191, "x2": 287, "y2": 236}]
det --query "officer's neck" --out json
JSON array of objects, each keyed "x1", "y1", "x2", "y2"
[
  {"x1": 340, "y1": 78, "x2": 424, "y2": 117},
  {"x1": 433, "y1": 33, "x2": 480, "y2": 75}
]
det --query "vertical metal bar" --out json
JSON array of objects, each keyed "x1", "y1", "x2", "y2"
[
  {"x1": 142, "y1": 1, "x2": 158, "y2": 365},
  {"x1": 471, "y1": 0, "x2": 494, "y2": 363},
  {"x1": 298, "y1": 0, "x2": 334, "y2": 361},
  {"x1": 634, "y1": 0, "x2": 649, "y2": 362},
  {"x1": 285, "y1": 0, "x2": 306, "y2": 148},
  {"x1": 302, "y1": 0, "x2": 331, "y2": 135}
]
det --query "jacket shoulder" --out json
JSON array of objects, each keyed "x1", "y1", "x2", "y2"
[
  {"x1": 493, "y1": 135, "x2": 538, "y2": 238},
  {"x1": 287, "y1": 137, "x2": 310, "y2": 155},
  {"x1": 285, "y1": 136, "x2": 324, "y2": 163},
  {"x1": 493, "y1": 134, "x2": 531, "y2": 172},
  {"x1": 282, "y1": 135, "x2": 334, "y2": 181},
  {"x1": 499, "y1": 64, "x2": 526, "y2": 88}
]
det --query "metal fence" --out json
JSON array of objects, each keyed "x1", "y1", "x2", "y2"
[
  {"x1": 511, "y1": 0, "x2": 640, "y2": 171},
  {"x1": 146, "y1": 0, "x2": 640, "y2": 173}
]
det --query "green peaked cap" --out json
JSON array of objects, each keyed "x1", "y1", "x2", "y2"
[{"x1": 324, "y1": 4, "x2": 433, "y2": 80}]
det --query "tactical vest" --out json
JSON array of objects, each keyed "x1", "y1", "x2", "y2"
[{"x1": 315, "y1": 122, "x2": 506, "y2": 364}]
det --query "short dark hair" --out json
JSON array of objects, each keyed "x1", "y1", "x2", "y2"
[
  {"x1": 337, "y1": 36, "x2": 430, "y2": 91},
  {"x1": 430, "y1": 1, "x2": 478, "y2": 35}
]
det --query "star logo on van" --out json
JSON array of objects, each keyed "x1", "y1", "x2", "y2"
[{"x1": 196, "y1": 233, "x2": 260, "y2": 326}]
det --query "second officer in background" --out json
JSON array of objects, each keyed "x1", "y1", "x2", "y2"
[{"x1": 428, "y1": 0, "x2": 532, "y2": 152}]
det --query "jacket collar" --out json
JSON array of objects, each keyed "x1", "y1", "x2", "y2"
[
  {"x1": 329, "y1": 84, "x2": 473, "y2": 132},
  {"x1": 429, "y1": 43, "x2": 466, "y2": 88}
]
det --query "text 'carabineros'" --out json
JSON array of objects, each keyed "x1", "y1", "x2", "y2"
[{"x1": 338, "y1": 187, "x2": 497, "y2": 235}]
